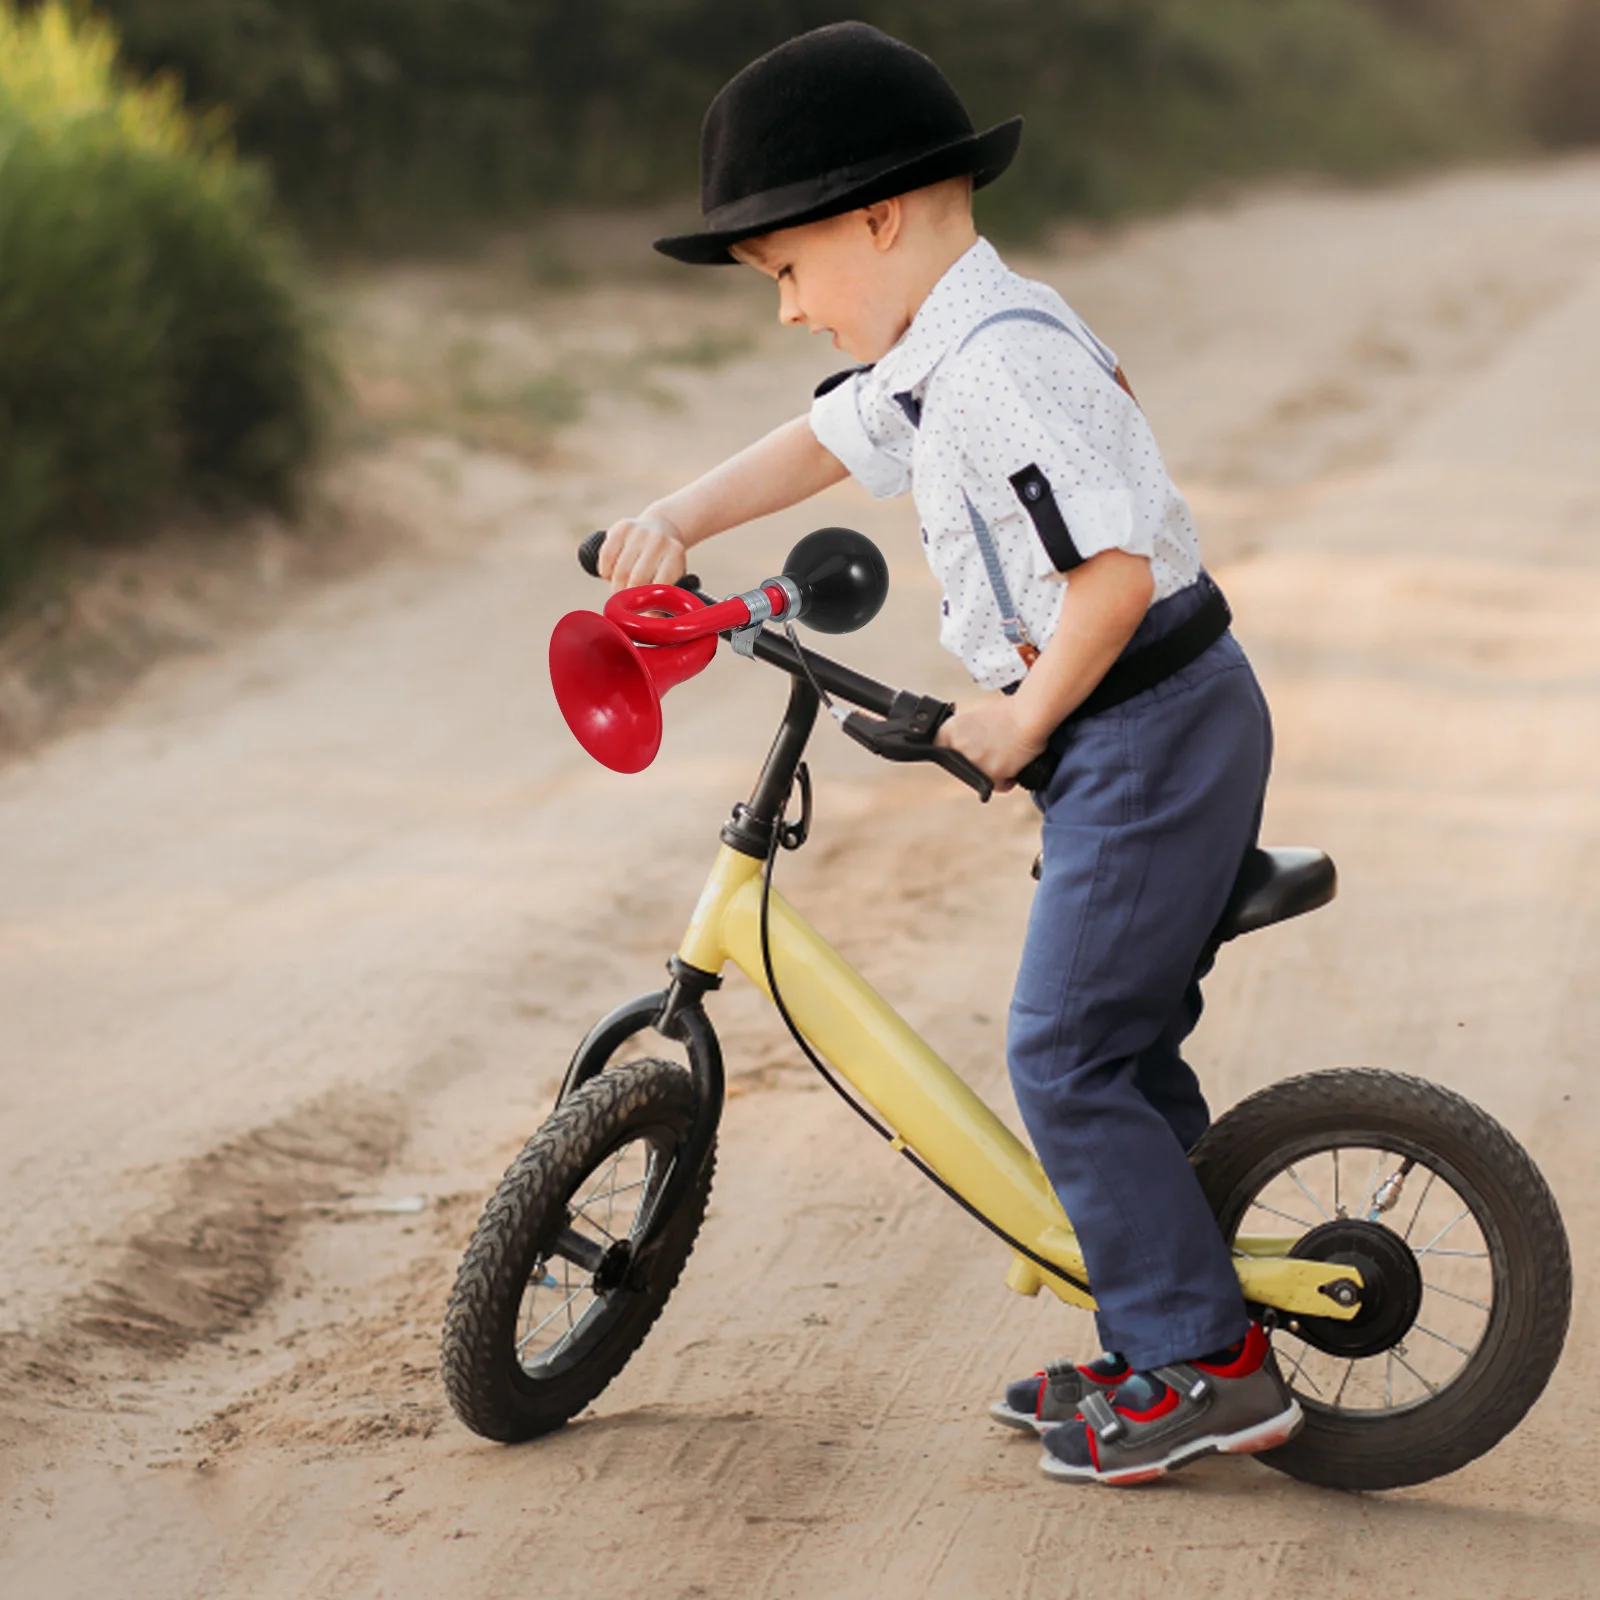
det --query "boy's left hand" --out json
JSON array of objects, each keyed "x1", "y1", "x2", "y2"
[{"x1": 935, "y1": 700, "x2": 1046, "y2": 789}]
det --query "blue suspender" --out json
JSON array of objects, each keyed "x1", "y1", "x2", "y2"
[
  {"x1": 956, "y1": 305, "x2": 1119, "y2": 380},
  {"x1": 951, "y1": 306, "x2": 1113, "y2": 666},
  {"x1": 960, "y1": 489, "x2": 1035, "y2": 663}
]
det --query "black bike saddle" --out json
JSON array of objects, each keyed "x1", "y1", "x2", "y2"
[{"x1": 1215, "y1": 847, "x2": 1337, "y2": 942}]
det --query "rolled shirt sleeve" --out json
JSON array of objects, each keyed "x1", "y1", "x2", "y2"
[{"x1": 809, "y1": 368, "x2": 915, "y2": 499}]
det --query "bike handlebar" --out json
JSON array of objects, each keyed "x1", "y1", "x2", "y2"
[
  {"x1": 574, "y1": 533, "x2": 1055, "y2": 799},
  {"x1": 578, "y1": 528, "x2": 703, "y2": 594}
]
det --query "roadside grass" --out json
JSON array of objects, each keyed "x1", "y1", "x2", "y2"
[{"x1": 332, "y1": 236, "x2": 766, "y2": 459}]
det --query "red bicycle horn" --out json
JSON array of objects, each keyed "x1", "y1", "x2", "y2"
[{"x1": 549, "y1": 585, "x2": 717, "y2": 772}]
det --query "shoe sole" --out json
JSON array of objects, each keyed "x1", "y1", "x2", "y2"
[
  {"x1": 989, "y1": 1401, "x2": 1053, "y2": 1436},
  {"x1": 1039, "y1": 1400, "x2": 1304, "y2": 1487}
]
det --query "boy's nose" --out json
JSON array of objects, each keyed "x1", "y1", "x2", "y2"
[{"x1": 778, "y1": 284, "x2": 804, "y2": 326}]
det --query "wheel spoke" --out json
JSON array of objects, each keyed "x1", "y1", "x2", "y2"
[
  {"x1": 1332, "y1": 1358, "x2": 1356, "y2": 1409},
  {"x1": 1333, "y1": 1149, "x2": 1341, "y2": 1217},
  {"x1": 1392, "y1": 1346, "x2": 1440, "y2": 1396},
  {"x1": 604, "y1": 1156, "x2": 622, "y2": 1238},
  {"x1": 1286, "y1": 1164, "x2": 1331, "y2": 1222},
  {"x1": 1247, "y1": 1199, "x2": 1318, "y2": 1231},
  {"x1": 589, "y1": 1176, "x2": 650, "y2": 1203},
  {"x1": 1280, "y1": 1341, "x2": 1323, "y2": 1396},
  {"x1": 518, "y1": 1285, "x2": 587, "y2": 1351},
  {"x1": 1422, "y1": 1279, "x2": 1489, "y2": 1313},
  {"x1": 628, "y1": 1150, "x2": 671, "y2": 1242},
  {"x1": 569, "y1": 1208, "x2": 620, "y2": 1244},
  {"x1": 1414, "y1": 1247, "x2": 1487, "y2": 1260},
  {"x1": 573, "y1": 1149, "x2": 637, "y2": 1213},
  {"x1": 1402, "y1": 1168, "x2": 1438, "y2": 1243},
  {"x1": 1412, "y1": 1321, "x2": 1474, "y2": 1358},
  {"x1": 1414, "y1": 1207, "x2": 1471, "y2": 1257}
]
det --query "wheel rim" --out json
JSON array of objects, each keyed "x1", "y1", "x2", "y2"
[
  {"x1": 1226, "y1": 1140, "x2": 1500, "y2": 1418},
  {"x1": 515, "y1": 1127, "x2": 675, "y2": 1378}
]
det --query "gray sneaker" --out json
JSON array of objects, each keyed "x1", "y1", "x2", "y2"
[
  {"x1": 1039, "y1": 1323, "x2": 1302, "y2": 1486},
  {"x1": 989, "y1": 1352, "x2": 1130, "y2": 1434}
]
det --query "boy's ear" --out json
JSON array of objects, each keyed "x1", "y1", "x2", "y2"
[{"x1": 863, "y1": 197, "x2": 904, "y2": 253}]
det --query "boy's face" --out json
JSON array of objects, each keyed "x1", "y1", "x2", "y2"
[{"x1": 731, "y1": 209, "x2": 911, "y2": 363}]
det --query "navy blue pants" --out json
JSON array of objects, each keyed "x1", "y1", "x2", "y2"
[{"x1": 1008, "y1": 579, "x2": 1272, "y2": 1371}]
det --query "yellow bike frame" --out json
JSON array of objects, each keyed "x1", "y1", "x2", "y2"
[{"x1": 679, "y1": 843, "x2": 1360, "y2": 1322}]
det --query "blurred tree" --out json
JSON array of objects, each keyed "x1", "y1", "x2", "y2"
[
  {"x1": 89, "y1": 0, "x2": 1512, "y2": 241},
  {"x1": 1531, "y1": 0, "x2": 1600, "y2": 144},
  {"x1": 1357, "y1": 0, "x2": 1576, "y2": 122}
]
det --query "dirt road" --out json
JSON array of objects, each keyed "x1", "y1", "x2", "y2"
[{"x1": 3, "y1": 160, "x2": 1599, "y2": 1599}]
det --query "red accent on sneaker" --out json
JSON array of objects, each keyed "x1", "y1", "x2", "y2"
[
  {"x1": 1194, "y1": 1320, "x2": 1269, "y2": 1381},
  {"x1": 1115, "y1": 1384, "x2": 1181, "y2": 1425},
  {"x1": 1034, "y1": 1378, "x2": 1046, "y2": 1421}
]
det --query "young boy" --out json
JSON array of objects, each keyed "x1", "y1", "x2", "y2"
[{"x1": 598, "y1": 22, "x2": 1299, "y2": 1485}]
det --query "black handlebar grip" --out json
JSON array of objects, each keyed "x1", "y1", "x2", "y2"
[
  {"x1": 1015, "y1": 749, "x2": 1059, "y2": 793},
  {"x1": 577, "y1": 529, "x2": 606, "y2": 577},
  {"x1": 576, "y1": 529, "x2": 701, "y2": 593}
]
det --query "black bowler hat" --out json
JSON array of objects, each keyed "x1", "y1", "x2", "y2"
[{"x1": 654, "y1": 22, "x2": 1022, "y2": 266}]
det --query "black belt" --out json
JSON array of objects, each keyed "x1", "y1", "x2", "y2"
[{"x1": 1013, "y1": 577, "x2": 1233, "y2": 790}]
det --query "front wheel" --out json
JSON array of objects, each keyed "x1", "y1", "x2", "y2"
[
  {"x1": 1192, "y1": 1069, "x2": 1570, "y2": 1491},
  {"x1": 441, "y1": 1057, "x2": 713, "y2": 1442}
]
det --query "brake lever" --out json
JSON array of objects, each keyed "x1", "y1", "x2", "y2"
[
  {"x1": 840, "y1": 695, "x2": 1060, "y2": 801},
  {"x1": 838, "y1": 693, "x2": 995, "y2": 801}
]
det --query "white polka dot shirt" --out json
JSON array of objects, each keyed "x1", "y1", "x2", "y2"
[{"x1": 810, "y1": 237, "x2": 1201, "y2": 690}]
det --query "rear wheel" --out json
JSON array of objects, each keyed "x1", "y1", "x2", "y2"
[
  {"x1": 441, "y1": 1057, "x2": 713, "y2": 1442},
  {"x1": 1192, "y1": 1069, "x2": 1570, "y2": 1490}
]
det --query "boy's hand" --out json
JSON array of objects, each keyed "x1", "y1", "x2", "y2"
[
  {"x1": 600, "y1": 512, "x2": 689, "y2": 590},
  {"x1": 935, "y1": 699, "x2": 1046, "y2": 789}
]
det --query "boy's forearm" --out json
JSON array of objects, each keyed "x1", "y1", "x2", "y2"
[
  {"x1": 647, "y1": 416, "x2": 848, "y2": 548},
  {"x1": 1010, "y1": 551, "x2": 1155, "y2": 743}
]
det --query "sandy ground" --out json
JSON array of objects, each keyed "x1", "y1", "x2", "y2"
[{"x1": 2, "y1": 159, "x2": 1600, "y2": 1598}]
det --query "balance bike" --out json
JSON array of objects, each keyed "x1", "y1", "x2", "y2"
[{"x1": 441, "y1": 528, "x2": 1570, "y2": 1491}]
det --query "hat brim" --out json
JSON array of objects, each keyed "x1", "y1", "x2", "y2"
[{"x1": 653, "y1": 116, "x2": 1023, "y2": 266}]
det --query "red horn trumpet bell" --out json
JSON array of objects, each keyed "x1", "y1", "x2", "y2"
[{"x1": 549, "y1": 585, "x2": 717, "y2": 772}]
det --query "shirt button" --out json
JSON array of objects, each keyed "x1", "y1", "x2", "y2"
[{"x1": 1025, "y1": 481, "x2": 1042, "y2": 501}]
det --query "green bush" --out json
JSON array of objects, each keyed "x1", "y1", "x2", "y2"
[{"x1": 0, "y1": 2, "x2": 323, "y2": 598}]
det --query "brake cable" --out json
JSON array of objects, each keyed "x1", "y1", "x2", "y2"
[
  {"x1": 783, "y1": 619, "x2": 852, "y2": 729},
  {"x1": 757, "y1": 774, "x2": 1092, "y2": 1299}
]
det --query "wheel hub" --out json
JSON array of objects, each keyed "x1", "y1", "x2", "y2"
[
  {"x1": 591, "y1": 1240, "x2": 634, "y2": 1295},
  {"x1": 1287, "y1": 1218, "x2": 1423, "y2": 1359}
]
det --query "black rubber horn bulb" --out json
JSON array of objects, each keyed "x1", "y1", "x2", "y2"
[{"x1": 783, "y1": 527, "x2": 889, "y2": 634}]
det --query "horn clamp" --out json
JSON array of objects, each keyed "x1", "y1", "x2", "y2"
[
  {"x1": 603, "y1": 577, "x2": 803, "y2": 647},
  {"x1": 728, "y1": 576, "x2": 803, "y2": 656}
]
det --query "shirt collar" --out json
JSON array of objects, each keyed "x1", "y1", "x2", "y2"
[{"x1": 874, "y1": 237, "x2": 1015, "y2": 395}]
